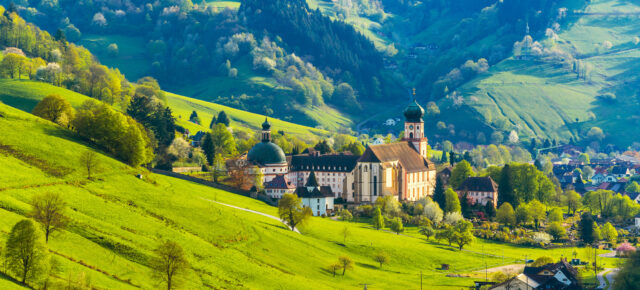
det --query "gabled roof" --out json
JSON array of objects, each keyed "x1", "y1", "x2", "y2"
[
  {"x1": 264, "y1": 174, "x2": 295, "y2": 190},
  {"x1": 295, "y1": 186, "x2": 333, "y2": 198},
  {"x1": 306, "y1": 171, "x2": 319, "y2": 187},
  {"x1": 611, "y1": 166, "x2": 630, "y2": 175},
  {"x1": 456, "y1": 177, "x2": 498, "y2": 192},
  {"x1": 521, "y1": 261, "x2": 580, "y2": 288},
  {"x1": 358, "y1": 142, "x2": 435, "y2": 172}
]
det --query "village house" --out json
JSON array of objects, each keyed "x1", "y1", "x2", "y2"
[
  {"x1": 295, "y1": 171, "x2": 334, "y2": 216},
  {"x1": 349, "y1": 98, "x2": 437, "y2": 204},
  {"x1": 456, "y1": 176, "x2": 498, "y2": 207},
  {"x1": 490, "y1": 260, "x2": 580, "y2": 290},
  {"x1": 263, "y1": 174, "x2": 296, "y2": 199}
]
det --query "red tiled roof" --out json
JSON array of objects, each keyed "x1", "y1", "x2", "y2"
[{"x1": 264, "y1": 174, "x2": 296, "y2": 189}]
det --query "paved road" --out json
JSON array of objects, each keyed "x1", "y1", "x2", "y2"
[
  {"x1": 597, "y1": 268, "x2": 619, "y2": 290},
  {"x1": 200, "y1": 198, "x2": 300, "y2": 234}
]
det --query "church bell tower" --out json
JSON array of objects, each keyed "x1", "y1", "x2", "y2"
[{"x1": 403, "y1": 89, "x2": 428, "y2": 159}]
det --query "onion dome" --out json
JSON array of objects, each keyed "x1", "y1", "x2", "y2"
[
  {"x1": 262, "y1": 117, "x2": 271, "y2": 130},
  {"x1": 403, "y1": 99, "x2": 425, "y2": 122},
  {"x1": 247, "y1": 142, "x2": 287, "y2": 165}
]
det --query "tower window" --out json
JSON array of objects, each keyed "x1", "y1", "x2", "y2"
[{"x1": 410, "y1": 133, "x2": 414, "y2": 139}]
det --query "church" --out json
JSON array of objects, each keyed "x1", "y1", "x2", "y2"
[
  {"x1": 246, "y1": 118, "x2": 289, "y2": 183},
  {"x1": 246, "y1": 98, "x2": 436, "y2": 205},
  {"x1": 348, "y1": 99, "x2": 437, "y2": 204}
]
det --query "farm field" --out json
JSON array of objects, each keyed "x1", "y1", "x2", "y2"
[{"x1": 0, "y1": 102, "x2": 606, "y2": 289}]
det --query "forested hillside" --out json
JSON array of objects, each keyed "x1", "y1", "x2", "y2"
[{"x1": 1, "y1": 0, "x2": 398, "y2": 130}]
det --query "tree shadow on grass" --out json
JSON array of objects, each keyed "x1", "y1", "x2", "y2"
[
  {"x1": 356, "y1": 262, "x2": 378, "y2": 270},
  {"x1": 0, "y1": 271, "x2": 31, "y2": 289},
  {"x1": 257, "y1": 221, "x2": 292, "y2": 232}
]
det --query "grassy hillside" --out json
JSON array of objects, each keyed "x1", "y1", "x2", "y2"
[
  {"x1": 0, "y1": 101, "x2": 610, "y2": 289},
  {"x1": 449, "y1": 0, "x2": 640, "y2": 145},
  {"x1": 0, "y1": 79, "x2": 330, "y2": 142},
  {"x1": 77, "y1": 33, "x2": 353, "y2": 132}
]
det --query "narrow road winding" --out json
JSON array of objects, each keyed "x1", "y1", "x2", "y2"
[
  {"x1": 200, "y1": 198, "x2": 300, "y2": 234},
  {"x1": 597, "y1": 268, "x2": 619, "y2": 290}
]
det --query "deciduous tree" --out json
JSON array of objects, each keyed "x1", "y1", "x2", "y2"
[
  {"x1": 30, "y1": 192, "x2": 69, "y2": 243},
  {"x1": 339, "y1": 256, "x2": 354, "y2": 276},
  {"x1": 372, "y1": 207, "x2": 384, "y2": 230},
  {"x1": 496, "y1": 202, "x2": 516, "y2": 226},
  {"x1": 32, "y1": 94, "x2": 75, "y2": 127},
  {"x1": 373, "y1": 251, "x2": 390, "y2": 268},
  {"x1": 150, "y1": 240, "x2": 189, "y2": 290},
  {"x1": 450, "y1": 160, "x2": 473, "y2": 189},
  {"x1": 278, "y1": 193, "x2": 312, "y2": 231},
  {"x1": 79, "y1": 150, "x2": 100, "y2": 179},
  {"x1": 444, "y1": 188, "x2": 461, "y2": 213},
  {"x1": 4, "y1": 219, "x2": 49, "y2": 285}
]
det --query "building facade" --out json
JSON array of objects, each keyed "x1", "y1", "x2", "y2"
[
  {"x1": 349, "y1": 99, "x2": 437, "y2": 204},
  {"x1": 264, "y1": 174, "x2": 296, "y2": 199},
  {"x1": 456, "y1": 176, "x2": 498, "y2": 207},
  {"x1": 295, "y1": 171, "x2": 334, "y2": 216},
  {"x1": 288, "y1": 152, "x2": 359, "y2": 199}
]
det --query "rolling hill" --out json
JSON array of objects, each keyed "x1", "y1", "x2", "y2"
[
  {"x1": 0, "y1": 79, "x2": 330, "y2": 143},
  {"x1": 0, "y1": 102, "x2": 607, "y2": 289},
  {"x1": 444, "y1": 0, "x2": 640, "y2": 146}
]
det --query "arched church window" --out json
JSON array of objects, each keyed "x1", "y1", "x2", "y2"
[{"x1": 410, "y1": 133, "x2": 414, "y2": 139}]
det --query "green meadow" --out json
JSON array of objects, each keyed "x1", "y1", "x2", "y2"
[
  {"x1": 0, "y1": 102, "x2": 608, "y2": 288},
  {"x1": 0, "y1": 79, "x2": 330, "y2": 142},
  {"x1": 452, "y1": 0, "x2": 640, "y2": 145}
]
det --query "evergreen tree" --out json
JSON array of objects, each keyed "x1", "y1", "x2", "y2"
[
  {"x1": 497, "y1": 164, "x2": 516, "y2": 207},
  {"x1": 580, "y1": 213, "x2": 595, "y2": 244},
  {"x1": 534, "y1": 159, "x2": 543, "y2": 171},
  {"x1": 440, "y1": 151, "x2": 448, "y2": 164},
  {"x1": 55, "y1": 29, "x2": 66, "y2": 42},
  {"x1": 460, "y1": 192, "x2": 472, "y2": 218},
  {"x1": 189, "y1": 110, "x2": 201, "y2": 124},
  {"x1": 209, "y1": 116, "x2": 217, "y2": 129},
  {"x1": 216, "y1": 111, "x2": 230, "y2": 127},
  {"x1": 433, "y1": 176, "x2": 446, "y2": 210},
  {"x1": 529, "y1": 138, "x2": 537, "y2": 153},
  {"x1": 201, "y1": 133, "x2": 215, "y2": 165},
  {"x1": 463, "y1": 151, "x2": 472, "y2": 163},
  {"x1": 484, "y1": 202, "x2": 496, "y2": 219},
  {"x1": 449, "y1": 151, "x2": 456, "y2": 166}
]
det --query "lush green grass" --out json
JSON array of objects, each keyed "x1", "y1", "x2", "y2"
[
  {"x1": 0, "y1": 79, "x2": 329, "y2": 142},
  {"x1": 0, "y1": 102, "x2": 605, "y2": 288},
  {"x1": 79, "y1": 34, "x2": 151, "y2": 81},
  {"x1": 449, "y1": 0, "x2": 640, "y2": 145},
  {"x1": 205, "y1": 0, "x2": 241, "y2": 9}
]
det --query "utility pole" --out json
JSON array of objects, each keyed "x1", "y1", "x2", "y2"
[{"x1": 594, "y1": 244, "x2": 598, "y2": 278}]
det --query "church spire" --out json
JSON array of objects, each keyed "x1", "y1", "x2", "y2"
[{"x1": 261, "y1": 117, "x2": 271, "y2": 142}]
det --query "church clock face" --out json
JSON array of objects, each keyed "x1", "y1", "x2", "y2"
[{"x1": 409, "y1": 125, "x2": 414, "y2": 130}]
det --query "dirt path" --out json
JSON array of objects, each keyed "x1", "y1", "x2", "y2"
[{"x1": 200, "y1": 198, "x2": 300, "y2": 234}]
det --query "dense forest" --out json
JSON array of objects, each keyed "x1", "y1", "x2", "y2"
[
  {"x1": 1, "y1": 0, "x2": 401, "y2": 122},
  {"x1": 239, "y1": 0, "x2": 390, "y2": 101}
]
